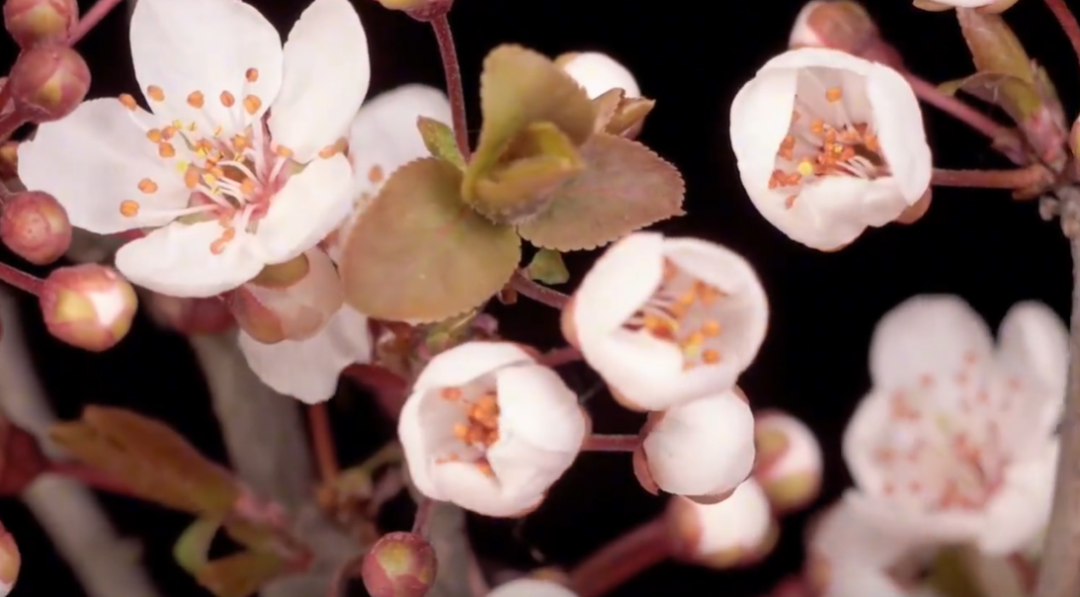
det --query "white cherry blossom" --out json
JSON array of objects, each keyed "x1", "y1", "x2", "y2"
[
  {"x1": 19, "y1": 0, "x2": 370, "y2": 297},
  {"x1": 667, "y1": 479, "x2": 777, "y2": 568},
  {"x1": 637, "y1": 389, "x2": 756, "y2": 502},
  {"x1": 843, "y1": 295, "x2": 1065, "y2": 556},
  {"x1": 399, "y1": 342, "x2": 587, "y2": 517},
  {"x1": 571, "y1": 232, "x2": 768, "y2": 411},
  {"x1": 730, "y1": 47, "x2": 931, "y2": 250},
  {"x1": 487, "y1": 579, "x2": 578, "y2": 597},
  {"x1": 559, "y1": 52, "x2": 641, "y2": 99}
]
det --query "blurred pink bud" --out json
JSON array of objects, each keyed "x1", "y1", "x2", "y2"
[
  {"x1": 0, "y1": 142, "x2": 17, "y2": 180},
  {"x1": 0, "y1": 522, "x2": 17, "y2": 596},
  {"x1": 789, "y1": 1, "x2": 901, "y2": 66},
  {"x1": 666, "y1": 480, "x2": 779, "y2": 570},
  {"x1": 8, "y1": 44, "x2": 89, "y2": 122},
  {"x1": 0, "y1": 189, "x2": 72, "y2": 265},
  {"x1": 0, "y1": 416, "x2": 47, "y2": 496},
  {"x1": 228, "y1": 250, "x2": 343, "y2": 344},
  {"x1": 39, "y1": 264, "x2": 138, "y2": 352},
  {"x1": 1071, "y1": 116, "x2": 1080, "y2": 168},
  {"x1": 3, "y1": 0, "x2": 77, "y2": 49},
  {"x1": 146, "y1": 293, "x2": 234, "y2": 336},
  {"x1": 361, "y1": 531, "x2": 437, "y2": 597},
  {"x1": 753, "y1": 410, "x2": 823, "y2": 513}
]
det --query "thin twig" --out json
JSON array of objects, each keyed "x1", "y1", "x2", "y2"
[
  {"x1": 0, "y1": 261, "x2": 43, "y2": 296},
  {"x1": 510, "y1": 271, "x2": 570, "y2": 310},
  {"x1": 568, "y1": 517, "x2": 670, "y2": 597},
  {"x1": 0, "y1": 289, "x2": 161, "y2": 597},
  {"x1": 67, "y1": 0, "x2": 126, "y2": 44},
  {"x1": 308, "y1": 403, "x2": 339, "y2": 482},
  {"x1": 430, "y1": 14, "x2": 471, "y2": 160},
  {"x1": 539, "y1": 346, "x2": 582, "y2": 367},
  {"x1": 411, "y1": 497, "x2": 434, "y2": 536},
  {"x1": 1042, "y1": 0, "x2": 1080, "y2": 75},
  {"x1": 904, "y1": 73, "x2": 1023, "y2": 161},
  {"x1": 931, "y1": 165, "x2": 1052, "y2": 190},
  {"x1": 582, "y1": 434, "x2": 640, "y2": 453}
]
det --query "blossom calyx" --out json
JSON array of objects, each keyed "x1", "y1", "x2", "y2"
[
  {"x1": 666, "y1": 479, "x2": 779, "y2": 569},
  {"x1": 40, "y1": 264, "x2": 138, "y2": 352},
  {"x1": 752, "y1": 410, "x2": 822, "y2": 513},
  {"x1": 0, "y1": 190, "x2": 71, "y2": 265},
  {"x1": 372, "y1": 0, "x2": 454, "y2": 20},
  {"x1": 3, "y1": 0, "x2": 78, "y2": 48},
  {"x1": 361, "y1": 532, "x2": 437, "y2": 597},
  {"x1": 8, "y1": 44, "x2": 89, "y2": 122},
  {"x1": 146, "y1": 293, "x2": 234, "y2": 336}
]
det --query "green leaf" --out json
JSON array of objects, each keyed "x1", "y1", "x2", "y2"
[
  {"x1": 174, "y1": 517, "x2": 222, "y2": 575},
  {"x1": 524, "y1": 249, "x2": 569, "y2": 285},
  {"x1": 927, "y1": 547, "x2": 983, "y2": 597},
  {"x1": 938, "y1": 71, "x2": 1040, "y2": 124},
  {"x1": 340, "y1": 158, "x2": 521, "y2": 322},
  {"x1": 49, "y1": 407, "x2": 239, "y2": 515},
  {"x1": 463, "y1": 45, "x2": 596, "y2": 222},
  {"x1": 417, "y1": 116, "x2": 465, "y2": 170},
  {"x1": 591, "y1": 89, "x2": 656, "y2": 137},
  {"x1": 196, "y1": 551, "x2": 287, "y2": 597},
  {"x1": 517, "y1": 134, "x2": 685, "y2": 251}
]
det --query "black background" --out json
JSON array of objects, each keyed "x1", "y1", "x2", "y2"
[{"x1": 0, "y1": 0, "x2": 1076, "y2": 595}]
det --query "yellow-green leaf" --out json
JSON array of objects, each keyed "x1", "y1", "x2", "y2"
[
  {"x1": 591, "y1": 89, "x2": 655, "y2": 137},
  {"x1": 525, "y1": 249, "x2": 569, "y2": 285},
  {"x1": 957, "y1": 9, "x2": 1032, "y2": 82},
  {"x1": 50, "y1": 407, "x2": 239, "y2": 515},
  {"x1": 938, "y1": 71, "x2": 1039, "y2": 124},
  {"x1": 340, "y1": 158, "x2": 521, "y2": 322},
  {"x1": 196, "y1": 551, "x2": 287, "y2": 597},
  {"x1": 174, "y1": 517, "x2": 222, "y2": 575},
  {"x1": 517, "y1": 134, "x2": 685, "y2": 251},
  {"x1": 417, "y1": 116, "x2": 465, "y2": 170}
]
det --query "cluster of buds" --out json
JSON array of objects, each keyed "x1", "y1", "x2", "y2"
[{"x1": 3, "y1": 0, "x2": 88, "y2": 122}]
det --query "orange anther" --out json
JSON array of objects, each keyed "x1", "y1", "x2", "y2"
[
  {"x1": 184, "y1": 166, "x2": 200, "y2": 189},
  {"x1": 275, "y1": 145, "x2": 294, "y2": 159},
  {"x1": 220, "y1": 91, "x2": 235, "y2": 108},
  {"x1": 318, "y1": 144, "x2": 339, "y2": 159},
  {"x1": 368, "y1": 164, "x2": 384, "y2": 184},
  {"x1": 243, "y1": 95, "x2": 262, "y2": 115},
  {"x1": 702, "y1": 320, "x2": 722, "y2": 337},
  {"x1": 187, "y1": 91, "x2": 205, "y2": 108},
  {"x1": 825, "y1": 87, "x2": 843, "y2": 102},
  {"x1": 209, "y1": 227, "x2": 236, "y2": 255},
  {"x1": 245, "y1": 68, "x2": 259, "y2": 83},
  {"x1": 146, "y1": 128, "x2": 163, "y2": 143},
  {"x1": 162, "y1": 126, "x2": 177, "y2": 140},
  {"x1": 137, "y1": 178, "x2": 158, "y2": 194},
  {"x1": 702, "y1": 349, "x2": 721, "y2": 364},
  {"x1": 441, "y1": 387, "x2": 462, "y2": 401},
  {"x1": 147, "y1": 85, "x2": 165, "y2": 102},
  {"x1": 119, "y1": 93, "x2": 138, "y2": 111},
  {"x1": 240, "y1": 179, "x2": 256, "y2": 195},
  {"x1": 119, "y1": 200, "x2": 140, "y2": 217},
  {"x1": 158, "y1": 143, "x2": 176, "y2": 158}
]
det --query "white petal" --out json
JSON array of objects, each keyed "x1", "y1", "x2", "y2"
[
  {"x1": 432, "y1": 460, "x2": 543, "y2": 517},
  {"x1": 114, "y1": 221, "x2": 264, "y2": 297},
  {"x1": 759, "y1": 46, "x2": 874, "y2": 74},
  {"x1": 842, "y1": 490, "x2": 982, "y2": 545},
  {"x1": 976, "y1": 440, "x2": 1058, "y2": 555},
  {"x1": 398, "y1": 388, "x2": 444, "y2": 501},
  {"x1": 268, "y1": 0, "x2": 370, "y2": 163},
  {"x1": 253, "y1": 154, "x2": 354, "y2": 264},
  {"x1": 841, "y1": 390, "x2": 891, "y2": 495},
  {"x1": 573, "y1": 232, "x2": 665, "y2": 339},
  {"x1": 487, "y1": 579, "x2": 578, "y2": 597},
  {"x1": 781, "y1": 177, "x2": 912, "y2": 250},
  {"x1": 822, "y1": 566, "x2": 912, "y2": 597},
  {"x1": 730, "y1": 67, "x2": 798, "y2": 223},
  {"x1": 560, "y1": 52, "x2": 641, "y2": 98},
  {"x1": 865, "y1": 63, "x2": 932, "y2": 203},
  {"x1": 869, "y1": 295, "x2": 994, "y2": 391},
  {"x1": 934, "y1": 0, "x2": 995, "y2": 5},
  {"x1": 413, "y1": 342, "x2": 535, "y2": 392},
  {"x1": 997, "y1": 301, "x2": 1068, "y2": 400},
  {"x1": 643, "y1": 392, "x2": 755, "y2": 497},
  {"x1": 238, "y1": 305, "x2": 371, "y2": 404},
  {"x1": 129, "y1": 0, "x2": 282, "y2": 135},
  {"x1": 810, "y1": 497, "x2": 921, "y2": 570},
  {"x1": 755, "y1": 410, "x2": 822, "y2": 480},
  {"x1": 328, "y1": 85, "x2": 452, "y2": 263},
  {"x1": 17, "y1": 99, "x2": 189, "y2": 234},
  {"x1": 495, "y1": 364, "x2": 585, "y2": 457},
  {"x1": 689, "y1": 479, "x2": 773, "y2": 554}
]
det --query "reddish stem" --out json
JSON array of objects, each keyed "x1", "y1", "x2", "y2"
[
  {"x1": 0, "y1": 261, "x2": 44, "y2": 296},
  {"x1": 510, "y1": 271, "x2": 570, "y2": 310},
  {"x1": 430, "y1": 14, "x2": 471, "y2": 160},
  {"x1": 1042, "y1": 0, "x2": 1080, "y2": 75},
  {"x1": 308, "y1": 402, "x2": 339, "y2": 482},
  {"x1": 0, "y1": 111, "x2": 28, "y2": 145},
  {"x1": 67, "y1": 0, "x2": 125, "y2": 44},
  {"x1": 540, "y1": 346, "x2": 582, "y2": 367},
  {"x1": 904, "y1": 73, "x2": 1022, "y2": 158},
  {"x1": 931, "y1": 165, "x2": 1052, "y2": 190},
  {"x1": 582, "y1": 434, "x2": 639, "y2": 453},
  {"x1": 569, "y1": 518, "x2": 670, "y2": 597},
  {"x1": 411, "y1": 497, "x2": 434, "y2": 536},
  {"x1": 343, "y1": 364, "x2": 409, "y2": 421},
  {"x1": 48, "y1": 462, "x2": 140, "y2": 496}
]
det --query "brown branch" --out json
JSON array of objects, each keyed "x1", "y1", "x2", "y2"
[
  {"x1": 569, "y1": 517, "x2": 670, "y2": 597},
  {"x1": 510, "y1": 271, "x2": 570, "y2": 310},
  {"x1": 931, "y1": 165, "x2": 1053, "y2": 190},
  {"x1": 430, "y1": 14, "x2": 471, "y2": 160}
]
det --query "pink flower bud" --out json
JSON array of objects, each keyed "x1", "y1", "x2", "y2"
[
  {"x1": 371, "y1": 0, "x2": 454, "y2": 20},
  {"x1": 789, "y1": 1, "x2": 901, "y2": 66},
  {"x1": 3, "y1": 0, "x2": 78, "y2": 49},
  {"x1": 0, "y1": 190, "x2": 72, "y2": 265},
  {"x1": 8, "y1": 44, "x2": 90, "y2": 123},
  {"x1": 39, "y1": 264, "x2": 138, "y2": 352},
  {"x1": 753, "y1": 410, "x2": 822, "y2": 514},
  {"x1": 0, "y1": 416, "x2": 48, "y2": 496},
  {"x1": 145, "y1": 293, "x2": 234, "y2": 336},
  {"x1": 666, "y1": 480, "x2": 779, "y2": 570},
  {"x1": 361, "y1": 532, "x2": 437, "y2": 597},
  {"x1": 0, "y1": 522, "x2": 17, "y2": 596},
  {"x1": 0, "y1": 142, "x2": 17, "y2": 180},
  {"x1": 229, "y1": 250, "x2": 342, "y2": 344}
]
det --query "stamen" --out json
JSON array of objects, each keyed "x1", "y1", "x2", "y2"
[
  {"x1": 137, "y1": 178, "x2": 158, "y2": 194},
  {"x1": 158, "y1": 143, "x2": 176, "y2": 158},
  {"x1": 368, "y1": 165, "x2": 384, "y2": 184},
  {"x1": 187, "y1": 91, "x2": 205, "y2": 109},
  {"x1": 119, "y1": 200, "x2": 140, "y2": 217},
  {"x1": 119, "y1": 94, "x2": 138, "y2": 111},
  {"x1": 242, "y1": 95, "x2": 262, "y2": 116},
  {"x1": 245, "y1": 68, "x2": 260, "y2": 83},
  {"x1": 220, "y1": 91, "x2": 236, "y2": 108},
  {"x1": 146, "y1": 85, "x2": 165, "y2": 102}
]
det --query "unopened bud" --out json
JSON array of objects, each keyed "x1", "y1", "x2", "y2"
[
  {"x1": 1071, "y1": 116, "x2": 1080, "y2": 164},
  {"x1": 229, "y1": 250, "x2": 342, "y2": 344},
  {"x1": 753, "y1": 410, "x2": 822, "y2": 513},
  {"x1": 0, "y1": 417, "x2": 48, "y2": 495},
  {"x1": 372, "y1": 0, "x2": 453, "y2": 20},
  {"x1": 913, "y1": 0, "x2": 1017, "y2": 12},
  {"x1": 39, "y1": 264, "x2": 137, "y2": 352},
  {"x1": 556, "y1": 52, "x2": 641, "y2": 99},
  {"x1": 666, "y1": 479, "x2": 778, "y2": 570},
  {"x1": 789, "y1": 1, "x2": 901, "y2": 66},
  {"x1": 487, "y1": 578, "x2": 579, "y2": 597},
  {"x1": 0, "y1": 522, "x2": 18, "y2": 596},
  {"x1": 8, "y1": 44, "x2": 90, "y2": 122},
  {"x1": 361, "y1": 532, "x2": 437, "y2": 597},
  {"x1": 0, "y1": 190, "x2": 72, "y2": 265},
  {"x1": 145, "y1": 293, "x2": 234, "y2": 336},
  {"x1": 0, "y1": 142, "x2": 17, "y2": 180},
  {"x1": 3, "y1": 0, "x2": 78, "y2": 49}
]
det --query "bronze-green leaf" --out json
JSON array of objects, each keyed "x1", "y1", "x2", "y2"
[
  {"x1": 463, "y1": 45, "x2": 596, "y2": 220},
  {"x1": 957, "y1": 9, "x2": 1032, "y2": 81},
  {"x1": 174, "y1": 517, "x2": 222, "y2": 575},
  {"x1": 517, "y1": 134, "x2": 685, "y2": 251},
  {"x1": 938, "y1": 71, "x2": 1040, "y2": 124},
  {"x1": 340, "y1": 158, "x2": 521, "y2": 322},
  {"x1": 525, "y1": 249, "x2": 569, "y2": 285},
  {"x1": 196, "y1": 551, "x2": 287, "y2": 597},
  {"x1": 417, "y1": 116, "x2": 465, "y2": 170},
  {"x1": 50, "y1": 406, "x2": 239, "y2": 515}
]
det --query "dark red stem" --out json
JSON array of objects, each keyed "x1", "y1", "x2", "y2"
[
  {"x1": 510, "y1": 271, "x2": 570, "y2": 310},
  {"x1": 0, "y1": 261, "x2": 44, "y2": 296},
  {"x1": 582, "y1": 434, "x2": 639, "y2": 453},
  {"x1": 430, "y1": 14, "x2": 471, "y2": 160},
  {"x1": 67, "y1": 0, "x2": 125, "y2": 44},
  {"x1": 569, "y1": 518, "x2": 670, "y2": 597}
]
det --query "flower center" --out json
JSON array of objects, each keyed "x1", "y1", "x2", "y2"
[
  {"x1": 870, "y1": 352, "x2": 1022, "y2": 513},
  {"x1": 436, "y1": 385, "x2": 501, "y2": 477},
  {"x1": 768, "y1": 68, "x2": 889, "y2": 210},
  {"x1": 623, "y1": 259, "x2": 728, "y2": 371}
]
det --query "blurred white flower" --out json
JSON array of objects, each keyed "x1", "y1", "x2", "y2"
[
  {"x1": 0, "y1": 522, "x2": 17, "y2": 597},
  {"x1": 844, "y1": 295, "x2": 1065, "y2": 556},
  {"x1": 570, "y1": 232, "x2": 768, "y2": 411},
  {"x1": 914, "y1": 0, "x2": 1005, "y2": 10},
  {"x1": 667, "y1": 479, "x2": 777, "y2": 569},
  {"x1": 487, "y1": 579, "x2": 578, "y2": 597},
  {"x1": 730, "y1": 47, "x2": 931, "y2": 250},
  {"x1": 753, "y1": 409, "x2": 823, "y2": 512},
  {"x1": 636, "y1": 389, "x2": 756, "y2": 502},
  {"x1": 19, "y1": 0, "x2": 370, "y2": 297},
  {"x1": 558, "y1": 51, "x2": 640, "y2": 99},
  {"x1": 399, "y1": 342, "x2": 588, "y2": 517}
]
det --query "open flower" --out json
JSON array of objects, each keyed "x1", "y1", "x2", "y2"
[
  {"x1": 558, "y1": 52, "x2": 640, "y2": 99},
  {"x1": 399, "y1": 342, "x2": 587, "y2": 517},
  {"x1": 569, "y1": 232, "x2": 768, "y2": 411},
  {"x1": 730, "y1": 47, "x2": 931, "y2": 250},
  {"x1": 753, "y1": 410, "x2": 823, "y2": 512},
  {"x1": 914, "y1": 0, "x2": 1014, "y2": 11},
  {"x1": 667, "y1": 479, "x2": 778, "y2": 569},
  {"x1": 843, "y1": 296, "x2": 1065, "y2": 555},
  {"x1": 18, "y1": 0, "x2": 370, "y2": 297},
  {"x1": 487, "y1": 579, "x2": 578, "y2": 597},
  {"x1": 635, "y1": 389, "x2": 756, "y2": 502}
]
